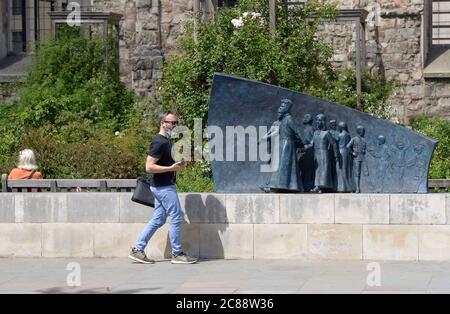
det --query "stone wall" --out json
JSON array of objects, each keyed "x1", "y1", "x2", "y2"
[
  {"x1": 0, "y1": 0, "x2": 8, "y2": 60},
  {"x1": 91, "y1": 0, "x2": 450, "y2": 122},
  {"x1": 91, "y1": 0, "x2": 191, "y2": 96},
  {"x1": 1, "y1": 192, "x2": 449, "y2": 260},
  {"x1": 316, "y1": 0, "x2": 450, "y2": 123}
]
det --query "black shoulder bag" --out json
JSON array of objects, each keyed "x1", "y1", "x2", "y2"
[{"x1": 131, "y1": 176, "x2": 155, "y2": 207}]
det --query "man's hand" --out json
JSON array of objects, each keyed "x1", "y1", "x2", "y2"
[{"x1": 171, "y1": 161, "x2": 186, "y2": 172}]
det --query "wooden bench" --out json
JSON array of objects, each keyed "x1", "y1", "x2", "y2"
[
  {"x1": 1, "y1": 174, "x2": 137, "y2": 192},
  {"x1": 428, "y1": 179, "x2": 450, "y2": 193}
]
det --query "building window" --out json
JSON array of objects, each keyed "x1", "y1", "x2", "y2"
[
  {"x1": 12, "y1": 0, "x2": 24, "y2": 15},
  {"x1": 423, "y1": 0, "x2": 450, "y2": 77},
  {"x1": 11, "y1": 0, "x2": 26, "y2": 53},
  {"x1": 432, "y1": 0, "x2": 450, "y2": 45}
]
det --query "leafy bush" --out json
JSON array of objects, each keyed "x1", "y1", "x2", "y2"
[
  {"x1": 176, "y1": 161, "x2": 214, "y2": 192},
  {"x1": 19, "y1": 125, "x2": 144, "y2": 179},
  {"x1": 0, "y1": 26, "x2": 139, "y2": 178},
  {"x1": 17, "y1": 26, "x2": 133, "y2": 131},
  {"x1": 162, "y1": 0, "x2": 396, "y2": 129},
  {"x1": 163, "y1": 0, "x2": 337, "y2": 128},
  {"x1": 309, "y1": 68, "x2": 397, "y2": 119},
  {"x1": 411, "y1": 115, "x2": 450, "y2": 179}
]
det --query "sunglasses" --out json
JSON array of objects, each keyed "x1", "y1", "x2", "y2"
[{"x1": 164, "y1": 120, "x2": 178, "y2": 126}]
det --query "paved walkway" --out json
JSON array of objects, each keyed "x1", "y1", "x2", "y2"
[{"x1": 0, "y1": 258, "x2": 449, "y2": 294}]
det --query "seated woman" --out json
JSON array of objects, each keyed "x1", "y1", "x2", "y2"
[{"x1": 8, "y1": 149, "x2": 43, "y2": 180}]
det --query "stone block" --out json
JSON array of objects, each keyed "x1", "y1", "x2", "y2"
[
  {"x1": 94, "y1": 223, "x2": 146, "y2": 257},
  {"x1": 335, "y1": 194, "x2": 389, "y2": 224},
  {"x1": 136, "y1": 0, "x2": 151, "y2": 9},
  {"x1": 390, "y1": 194, "x2": 446, "y2": 224},
  {"x1": 307, "y1": 224, "x2": 363, "y2": 260},
  {"x1": 151, "y1": 56, "x2": 163, "y2": 69},
  {"x1": 42, "y1": 223, "x2": 94, "y2": 257},
  {"x1": 379, "y1": 18, "x2": 396, "y2": 29},
  {"x1": 254, "y1": 224, "x2": 307, "y2": 259},
  {"x1": 0, "y1": 194, "x2": 14, "y2": 223},
  {"x1": 447, "y1": 194, "x2": 450, "y2": 224},
  {"x1": 431, "y1": 84, "x2": 450, "y2": 98},
  {"x1": 22, "y1": 194, "x2": 67, "y2": 223},
  {"x1": 179, "y1": 193, "x2": 227, "y2": 224},
  {"x1": 14, "y1": 194, "x2": 24, "y2": 223},
  {"x1": 0, "y1": 223, "x2": 41, "y2": 257},
  {"x1": 141, "y1": 57, "x2": 153, "y2": 69},
  {"x1": 119, "y1": 193, "x2": 153, "y2": 223},
  {"x1": 199, "y1": 224, "x2": 253, "y2": 259},
  {"x1": 144, "y1": 223, "x2": 200, "y2": 259},
  {"x1": 226, "y1": 194, "x2": 279, "y2": 224},
  {"x1": 419, "y1": 226, "x2": 450, "y2": 261},
  {"x1": 67, "y1": 193, "x2": 119, "y2": 223},
  {"x1": 280, "y1": 194, "x2": 334, "y2": 224},
  {"x1": 180, "y1": 224, "x2": 200, "y2": 258},
  {"x1": 363, "y1": 225, "x2": 418, "y2": 261},
  {"x1": 152, "y1": 69, "x2": 163, "y2": 79},
  {"x1": 147, "y1": 224, "x2": 172, "y2": 259}
]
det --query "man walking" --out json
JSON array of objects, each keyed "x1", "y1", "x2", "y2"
[{"x1": 128, "y1": 111, "x2": 197, "y2": 264}]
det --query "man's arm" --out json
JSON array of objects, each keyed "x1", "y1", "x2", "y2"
[{"x1": 145, "y1": 156, "x2": 185, "y2": 173}]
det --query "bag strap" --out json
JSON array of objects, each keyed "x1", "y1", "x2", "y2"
[{"x1": 27, "y1": 169, "x2": 37, "y2": 179}]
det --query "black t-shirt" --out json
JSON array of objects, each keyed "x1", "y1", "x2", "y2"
[{"x1": 148, "y1": 134, "x2": 176, "y2": 187}]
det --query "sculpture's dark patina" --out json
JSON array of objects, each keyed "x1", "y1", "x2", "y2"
[
  {"x1": 261, "y1": 99, "x2": 305, "y2": 192},
  {"x1": 305, "y1": 114, "x2": 339, "y2": 193},
  {"x1": 207, "y1": 73, "x2": 437, "y2": 193},
  {"x1": 336, "y1": 122, "x2": 354, "y2": 192}
]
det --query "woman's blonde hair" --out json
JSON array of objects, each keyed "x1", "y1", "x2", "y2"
[{"x1": 17, "y1": 149, "x2": 38, "y2": 170}]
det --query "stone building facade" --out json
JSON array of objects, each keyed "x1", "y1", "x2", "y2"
[
  {"x1": 87, "y1": 0, "x2": 449, "y2": 123},
  {"x1": 1, "y1": 0, "x2": 449, "y2": 123},
  {"x1": 321, "y1": 0, "x2": 450, "y2": 123},
  {"x1": 91, "y1": 0, "x2": 192, "y2": 96}
]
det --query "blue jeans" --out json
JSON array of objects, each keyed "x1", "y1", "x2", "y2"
[{"x1": 135, "y1": 184, "x2": 184, "y2": 255}]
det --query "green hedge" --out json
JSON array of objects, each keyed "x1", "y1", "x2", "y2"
[
  {"x1": 0, "y1": 26, "x2": 147, "y2": 179},
  {"x1": 162, "y1": 0, "x2": 396, "y2": 129},
  {"x1": 411, "y1": 115, "x2": 450, "y2": 179}
]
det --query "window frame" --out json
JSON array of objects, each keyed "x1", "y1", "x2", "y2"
[
  {"x1": 431, "y1": 0, "x2": 450, "y2": 46},
  {"x1": 422, "y1": 0, "x2": 450, "y2": 77}
]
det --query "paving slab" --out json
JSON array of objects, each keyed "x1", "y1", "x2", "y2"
[{"x1": 0, "y1": 258, "x2": 449, "y2": 294}]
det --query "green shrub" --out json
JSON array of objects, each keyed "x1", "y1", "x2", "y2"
[
  {"x1": 17, "y1": 120, "x2": 151, "y2": 179},
  {"x1": 17, "y1": 26, "x2": 133, "y2": 131},
  {"x1": 162, "y1": 0, "x2": 396, "y2": 128},
  {"x1": 411, "y1": 115, "x2": 450, "y2": 179},
  {"x1": 162, "y1": 0, "x2": 338, "y2": 128},
  {"x1": 309, "y1": 68, "x2": 397, "y2": 119},
  {"x1": 176, "y1": 161, "x2": 214, "y2": 192},
  {"x1": 0, "y1": 26, "x2": 138, "y2": 178}
]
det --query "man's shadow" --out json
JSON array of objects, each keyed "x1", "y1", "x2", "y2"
[{"x1": 163, "y1": 194, "x2": 228, "y2": 259}]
